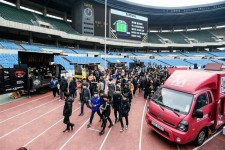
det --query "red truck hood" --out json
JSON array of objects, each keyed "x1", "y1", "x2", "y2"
[{"x1": 149, "y1": 101, "x2": 186, "y2": 128}]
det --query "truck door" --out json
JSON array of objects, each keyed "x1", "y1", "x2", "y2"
[{"x1": 190, "y1": 92, "x2": 213, "y2": 137}]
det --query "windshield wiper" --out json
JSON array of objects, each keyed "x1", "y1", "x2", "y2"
[{"x1": 172, "y1": 109, "x2": 180, "y2": 117}]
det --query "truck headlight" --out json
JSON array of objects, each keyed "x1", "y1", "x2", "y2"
[{"x1": 177, "y1": 120, "x2": 188, "y2": 132}]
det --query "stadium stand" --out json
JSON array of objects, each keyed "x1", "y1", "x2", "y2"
[
  {"x1": 65, "y1": 56, "x2": 107, "y2": 68},
  {"x1": 0, "y1": 41, "x2": 23, "y2": 50},
  {"x1": 148, "y1": 33, "x2": 163, "y2": 44},
  {"x1": 106, "y1": 57, "x2": 134, "y2": 64},
  {"x1": 181, "y1": 52, "x2": 214, "y2": 57},
  {"x1": 139, "y1": 59, "x2": 167, "y2": 66},
  {"x1": 54, "y1": 56, "x2": 74, "y2": 70},
  {"x1": 209, "y1": 52, "x2": 225, "y2": 57},
  {"x1": 0, "y1": 3, "x2": 79, "y2": 34},
  {"x1": 185, "y1": 59, "x2": 214, "y2": 66},
  {"x1": 160, "y1": 32, "x2": 188, "y2": 44},
  {"x1": 20, "y1": 43, "x2": 76, "y2": 53},
  {"x1": 182, "y1": 30, "x2": 217, "y2": 43},
  {"x1": 0, "y1": 54, "x2": 18, "y2": 68},
  {"x1": 160, "y1": 59, "x2": 191, "y2": 66},
  {"x1": 210, "y1": 28, "x2": 225, "y2": 37}
]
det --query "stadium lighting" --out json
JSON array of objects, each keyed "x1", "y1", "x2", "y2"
[{"x1": 104, "y1": 0, "x2": 107, "y2": 70}]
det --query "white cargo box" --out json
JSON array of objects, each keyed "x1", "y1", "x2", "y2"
[{"x1": 223, "y1": 126, "x2": 225, "y2": 135}]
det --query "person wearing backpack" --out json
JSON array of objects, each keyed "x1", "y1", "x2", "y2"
[
  {"x1": 112, "y1": 87, "x2": 122, "y2": 123},
  {"x1": 60, "y1": 76, "x2": 68, "y2": 101},
  {"x1": 119, "y1": 94, "x2": 130, "y2": 132}
]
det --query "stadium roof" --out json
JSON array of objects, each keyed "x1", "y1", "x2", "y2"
[
  {"x1": 123, "y1": 0, "x2": 225, "y2": 8},
  {"x1": 5, "y1": 0, "x2": 225, "y2": 30}
]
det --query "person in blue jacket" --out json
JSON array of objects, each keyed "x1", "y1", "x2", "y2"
[
  {"x1": 87, "y1": 91, "x2": 103, "y2": 128},
  {"x1": 50, "y1": 77, "x2": 59, "y2": 97}
]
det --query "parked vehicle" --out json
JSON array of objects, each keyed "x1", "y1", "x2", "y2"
[{"x1": 146, "y1": 64, "x2": 225, "y2": 146}]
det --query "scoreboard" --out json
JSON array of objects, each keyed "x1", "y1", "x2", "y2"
[
  {"x1": 73, "y1": 2, "x2": 148, "y2": 42},
  {"x1": 110, "y1": 9, "x2": 148, "y2": 42}
]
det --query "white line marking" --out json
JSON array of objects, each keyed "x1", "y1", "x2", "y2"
[
  {"x1": 59, "y1": 119, "x2": 89, "y2": 150},
  {"x1": 0, "y1": 94, "x2": 51, "y2": 113},
  {"x1": 88, "y1": 128, "x2": 101, "y2": 133},
  {"x1": 177, "y1": 144, "x2": 180, "y2": 150},
  {"x1": 138, "y1": 100, "x2": 147, "y2": 150},
  {"x1": 0, "y1": 104, "x2": 63, "y2": 139},
  {"x1": 99, "y1": 127, "x2": 113, "y2": 150},
  {"x1": 0, "y1": 98, "x2": 57, "y2": 124},
  {"x1": 193, "y1": 129, "x2": 223, "y2": 150},
  {"x1": 23, "y1": 106, "x2": 80, "y2": 147}
]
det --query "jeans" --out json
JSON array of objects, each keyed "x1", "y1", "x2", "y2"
[
  {"x1": 89, "y1": 110, "x2": 103, "y2": 124},
  {"x1": 120, "y1": 116, "x2": 128, "y2": 128},
  {"x1": 80, "y1": 101, "x2": 91, "y2": 114}
]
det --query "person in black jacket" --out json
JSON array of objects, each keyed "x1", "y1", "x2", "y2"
[
  {"x1": 122, "y1": 84, "x2": 133, "y2": 104},
  {"x1": 119, "y1": 94, "x2": 130, "y2": 132},
  {"x1": 69, "y1": 77, "x2": 77, "y2": 99},
  {"x1": 99, "y1": 94, "x2": 113, "y2": 135},
  {"x1": 63, "y1": 92, "x2": 74, "y2": 132},
  {"x1": 79, "y1": 82, "x2": 91, "y2": 116},
  {"x1": 60, "y1": 76, "x2": 68, "y2": 101},
  {"x1": 112, "y1": 87, "x2": 122, "y2": 123}
]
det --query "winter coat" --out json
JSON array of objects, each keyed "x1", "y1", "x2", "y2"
[
  {"x1": 113, "y1": 92, "x2": 122, "y2": 110},
  {"x1": 60, "y1": 79, "x2": 68, "y2": 92},
  {"x1": 91, "y1": 96, "x2": 101, "y2": 112},
  {"x1": 122, "y1": 87, "x2": 133, "y2": 100},
  {"x1": 69, "y1": 80, "x2": 76, "y2": 93},
  {"x1": 63, "y1": 96, "x2": 74, "y2": 117},
  {"x1": 98, "y1": 82, "x2": 104, "y2": 92},
  {"x1": 119, "y1": 100, "x2": 130, "y2": 117},
  {"x1": 102, "y1": 102, "x2": 111, "y2": 117},
  {"x1": 108, "y1": 82, "x2": 115, "y2": 97},
  {"x1": 80, "y1": 88, "x2": 91, "y2": 102}
]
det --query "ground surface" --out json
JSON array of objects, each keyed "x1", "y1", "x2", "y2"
[{"x1": 0, "y1": 91, "x2": 223, "y2": 150}]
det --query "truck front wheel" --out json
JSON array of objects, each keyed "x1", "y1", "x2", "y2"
[{"x1": 194, "y1": 129, "x2": 207, "y2": 146}]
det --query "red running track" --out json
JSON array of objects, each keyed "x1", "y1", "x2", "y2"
[{"x1": 0, "y1": 91, "x2": 196, "y2": 150}]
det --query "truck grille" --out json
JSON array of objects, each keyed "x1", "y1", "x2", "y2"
[
  {"x1": 151, "y1": 124, "x2": 170, "y2": 137},
  {"x1": 150, "y1": 112, "x2": 175, "y2": 127}
]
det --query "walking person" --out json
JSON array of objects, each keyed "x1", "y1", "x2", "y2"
[
  {"x1": 99, "y1": 94, "x2": 113, "y2": 135},
  {"x1": 63, "y1": 92, "x2": 74, "y2": 132},
  {"x1": 60, "y1": 76, "x2": 68, "y2": 101},
  {"x1": 108, "y1": 78, "x2": 115, "y2": 103},
  {"x1": 50, "y1": 77, "x2": 59, "y2": 97},
  {"x1": 119, "y1": 94, "x2": 130, "y2": 132},
  {"x1": 112, "y1": 87, "x2": 122, "y2": 123},
  {"x1": 87, "y1": 91, "x2": 103, "y2": 128},
  {"x1": 69, "y1": 77, "x2": 77, "y2": 99},
  {"x1": 79, "y1": 82, "x2": 91, "y2": 116}
]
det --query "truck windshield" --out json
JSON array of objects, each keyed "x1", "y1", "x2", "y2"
[{"x1": 151, "y1": 88, "x2": 193, "y2": 115}]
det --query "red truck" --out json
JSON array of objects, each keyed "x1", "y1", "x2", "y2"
[{"x1": 145, "y1": 66, "x2": 225, "y2": 146}]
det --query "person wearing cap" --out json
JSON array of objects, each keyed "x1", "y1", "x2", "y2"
[
  {"x1": 63, "y1": 92, "x2": 74, "y2": 132},
  {"x1": 99, "y1": 94, "x2": 113, "y2": 135},
  {"x1": 79, "y1": 82, "x2": 91, "y2": 116},
  {"x1": 87, "y1": 91, "x2": 103, "y2": 128},
  {"x1": 112, "y1": 86, "x2": 122, "y2": 123},
  {"x1": 119, "y1": 94, "x2": 130, "y2": 132}
]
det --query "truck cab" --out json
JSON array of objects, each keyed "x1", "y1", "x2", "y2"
[{"x1": 145, "y1": 68, "x2": 225, "y2": 146}]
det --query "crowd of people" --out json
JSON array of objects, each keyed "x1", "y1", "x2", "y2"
[{"x1": 49, "y1": 64, "x2": 170, "y2": 136}]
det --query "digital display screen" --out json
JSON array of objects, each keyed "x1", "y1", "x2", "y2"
[{"x1": 110, "y1": 9, "x2": 148, "y2": 42}]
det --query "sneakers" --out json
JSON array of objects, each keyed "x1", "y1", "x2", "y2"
[
  {"x1": 99, "y1": 130, "x2": 104, "y2": 136},
  {"x1": 120, "y1": 128, "x2": 124, "y2": 132},
  {"x1": 78, "y1": 113, "x2": 84, "y2": 116},
  {"x1": 125, "y1": 125, "x2": 128, "y2": 130},
  {"x1": 108, "y1": 124, "x2": 113, "y2": 128},
  {"x1": 87, "y1": 123, "x2": 91, "y2": 128},
  {"x1": 70, "y1": 124, "x2": 74, "y2": 130},
  {"x1": 63, "y1": 128, "x2": 70, "y2": 133}
]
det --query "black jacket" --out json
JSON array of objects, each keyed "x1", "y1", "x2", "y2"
[
  {"x1": 60, "y1": 79, "x2": 68, "y2": 92},
  {"x1": 80, "y1": 88, "x2": 91, "y2": 102},
  {"x1": 63, "y1": 97, "x2": 74, "y2": 117},
  {"x1": 113, "y1": 92, "x2": 122, "y2": 109},
  {"x1": 122, "y1": 87, "x2": 132, "y2": 99},
  {"x1": 119, "y1": 100, "x2": 130, "y2": 117},
  {"x1": 102, "y1": 102, "x2": 111, "y2": 117},
  {"x1": 69, "y1": 80, "x2": 76, "y2": 93}
]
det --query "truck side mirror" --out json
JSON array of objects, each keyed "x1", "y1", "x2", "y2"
[{"x1": 192, "y1": 109, "x2": 203, "y2": 118}]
